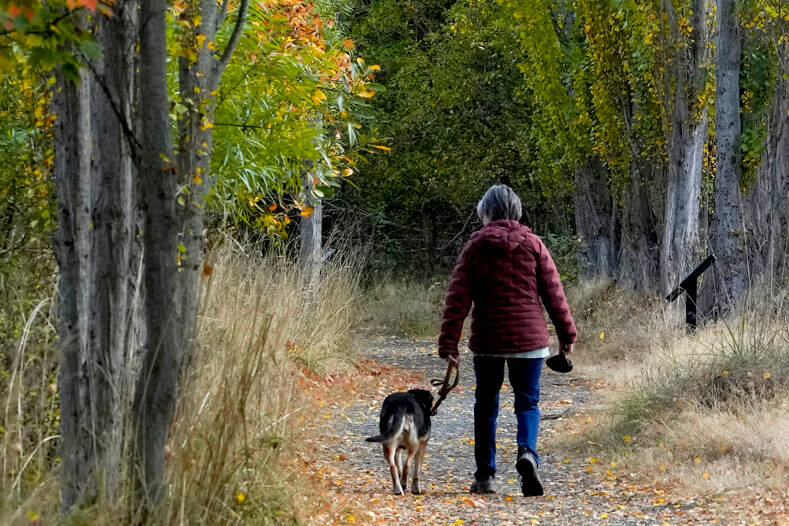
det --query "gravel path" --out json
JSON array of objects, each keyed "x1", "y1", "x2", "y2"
[{"x1": 310, "y1": 336, "x2": 729, "y2": 525}]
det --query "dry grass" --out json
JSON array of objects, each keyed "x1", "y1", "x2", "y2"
[
  {"x1": 557, "y1": 279, "x2": 789, "y2": 497},
  {"x1": 361, "y1": 279, "x2": 447, "y2": 338},
  {"x1": 0, "y1": 240, "x2": 366, "y2": 524}
]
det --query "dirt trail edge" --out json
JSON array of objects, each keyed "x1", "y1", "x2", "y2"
[{"x1": 309, "y1": 337, "x2": 728, "y2": 525}]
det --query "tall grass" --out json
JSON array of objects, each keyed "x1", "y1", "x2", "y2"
[
  {"x1": 559, "y1": 279, "x2": 789, "y2": 493},
  {"x1": 1, "y1": 240, "x2": 365, "y2": 524},
  {"x1": 360, "y1": 279, "x2": 446, "y2": 337}
]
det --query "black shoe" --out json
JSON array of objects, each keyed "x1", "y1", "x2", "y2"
[
  {"x1": 469, "y1": 476, "x2": 497, "y2": 494},
  {"x1": 516, "y1": 447, "x2": 543, "y2": 497}
]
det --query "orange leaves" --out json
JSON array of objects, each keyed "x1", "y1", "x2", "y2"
[
  {"x1": 63, "y1": 0, "x2": 97, "y2": 13},
  {"x1": 343, "y1": 38, "x2": 354, "y2": 50},
  {"x1": 299, "y1": 205, "x2": 314, "y2": 217},
  {"x1": 460, "y1": 496, "x2": 487, "y2": 509},
  {"x1": 258, "y1": 0, "x2": 330, "y2": 53}
]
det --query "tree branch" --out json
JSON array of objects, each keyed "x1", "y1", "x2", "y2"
[
  {"x1": 215, "y1": 0, "x2": 249, "y2": 80},
  {"x1": 215, "y1": 0, "x2": 230, "y2": 31}
]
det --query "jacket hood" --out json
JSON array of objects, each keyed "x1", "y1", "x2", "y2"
[{"x1": 476, "y1": 219, "x2": 531, "y2": 252}]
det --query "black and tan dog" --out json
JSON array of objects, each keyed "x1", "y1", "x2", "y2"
[{"x1": 365, "y1": 389, "x2": 434, "y2": 495}]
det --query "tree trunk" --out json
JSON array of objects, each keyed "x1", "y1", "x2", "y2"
[
  {"x1": 618, "y1": 158, "x2": 662, "y2": 290},
  {"x1": 661, "y1": 111, "x2": 707, "y2": 293},
  {"x1": 300, "y1": 163, "x2": 323, "y2": 288},
  {"x1": 711, "y1": 0, "x2": 748, "y2": 310},
  {"x1": 659, "y1": 0, "x2": 709, "y2": 294},
  {"x1": 54, "y1": 64, "x2": 96, "y2": 512},
  {"x1": 744, "y1": 54, "x2": 789, "y2": 287},
  {"x1": 132, "y1": 0, "x2": 181, "y2": 509},
  {"x1": 54, "y1": 6, "x2": 140, "y2": 510},
  {"x1": 574, "y1": 156, "x2": 618, "y2": 280},
  {"x1": 52, "y1": 0, "x2": 251, "y2": 514},
  {"x1": 176, "y1": 0, "x2": 249, "y2": 373}
]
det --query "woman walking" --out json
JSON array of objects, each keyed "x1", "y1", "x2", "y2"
[{"x1": 438, "y1": 184, "x2": 577, "y2": 496}]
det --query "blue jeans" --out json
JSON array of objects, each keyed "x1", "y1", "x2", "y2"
[{"x1": 473, "y1": 356, "x2": 543, "y2": 481}]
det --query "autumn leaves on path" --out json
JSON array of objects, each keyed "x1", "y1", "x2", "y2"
[{"x1": 307, "y1": 338, "x2": 731, "y2": 525}]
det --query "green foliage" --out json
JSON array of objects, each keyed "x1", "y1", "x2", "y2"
[
  {"x1": 340, "y1": 0, "x2": 576, "y2": 272},
  {"x1": 206, "y1": 0, "x2": 382, "y2": 236},
  {"x1": 738, "y1": 1, "x2": 785, "y2": 187},
  {"x1": 0, "y1": 65, "x2": 59, "y2": 508},
  {"x1": 0, "y1": 1, "x2": 102, "y2": 82}
]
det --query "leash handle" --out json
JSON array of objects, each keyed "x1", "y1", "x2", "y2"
[{"x1": 430, "y1": 362, "x2": 459, "y2": 416}]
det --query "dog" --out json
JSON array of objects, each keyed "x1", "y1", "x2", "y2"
[{"x1": 365, "y1": 389, "x2": 434, "y2": 495}]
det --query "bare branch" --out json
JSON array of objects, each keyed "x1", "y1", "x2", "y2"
[
  {"x1": 215, "y1": 0, "x2": 230, "y2": 31},
  {"x1": 215, "y1": 0, "x2": 249, "y2": 80}
]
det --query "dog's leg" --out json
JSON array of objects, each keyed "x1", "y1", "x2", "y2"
[
  {"x1": 395, "y1": 448, "x2": 406, "y2": 492},
  {"x1": 411, "y1": 438, "x2": 428, "y2": 494},
  {"x1": 384, "y1": 444, "x2": 404, "y2": 495},
  {"x1": 401, "y1": 446, "x2": 416, "y2": 492}
]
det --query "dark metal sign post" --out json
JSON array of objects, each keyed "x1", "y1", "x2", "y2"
[{"x1": 665, "y1": 255, "x2": 716, "y2": 331}]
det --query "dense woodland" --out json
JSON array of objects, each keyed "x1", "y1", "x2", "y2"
[
  {"x1": 337, "y1": 0, "x2": 788, "y2": 305},
  {"x1": 0, "y1": 0, "x2": 787, "y2": 523}
]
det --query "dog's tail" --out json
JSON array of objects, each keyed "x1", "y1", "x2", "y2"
[{"x1": 365, "y1": 407, "x2": 407, "y2": 443}]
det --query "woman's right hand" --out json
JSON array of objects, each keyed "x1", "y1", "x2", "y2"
[
  {"x1": 444, "y1": 354, "x2": 460, "y2": 368},
  {"x1": 560, "y1": 343, "x2": 574, "y2": 355}
]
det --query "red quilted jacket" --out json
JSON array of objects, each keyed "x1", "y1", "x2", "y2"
[{"x1": 438, "y1": 219, "x2": 577, "y2": 358}]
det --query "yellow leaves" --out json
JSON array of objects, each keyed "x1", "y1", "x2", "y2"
[
  {"x1": 368, "y1": 64, "x2": 381, "y2": 71},
  {"x1": 721, "y1": 370, "x2": 729, "y2": 376},
  {"x1": 451, "y1": 520, "x2": 464, "y2": 526},
  {"x1": 763, "y1": 371, "x2": 772, "y2": 379},
  {"x1": 196, "y1": 34, "x2": 206, "y2": 48},
  {"x1": 26, "y1": 510, "x2": 39, "y2": 521},
  {"x1": 694, "y1": 456, "x2": 701, "y2": 463},
  {"x1": 341, "y1": 168, "x2": 353, "y2": 177},
  {"x1": 371, "y1": 144, "x2": 391, "y2": 151},
  {"x1": 192, "y1": 174, "x2": 202, "y2": 184},
  {"x1": 357, "y1": 90, "x2": 376, "y2": 98},
  {"x1": 311, "y1": 89, "x2": 326, "y2": 105},
  {"x1": 599, "y1": 331, "x2": 605, "y2": 340},
  {"x1": 199, "y1": 121, "x2": 214, "y2": 131},
  {"x1": 601, "y1": 513, "x2": 609, "y2": 519},
  {"x1": 702, "y1": 471, "x2": 709, "y2": 479},
  {"x1": 235, "y1": 491, "x2": 246, "y2": 503},
  {"x1": 623, "y1": 435, "x2": 631, "y2": 442}
]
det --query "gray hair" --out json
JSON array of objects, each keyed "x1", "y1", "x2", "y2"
[{"x1": 476, "y1": 184, "x2": 522, "y2": 223}]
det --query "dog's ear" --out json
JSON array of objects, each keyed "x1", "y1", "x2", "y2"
[{"x1": 408, "y1": 389, "x2": 434, "y2": 409}]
